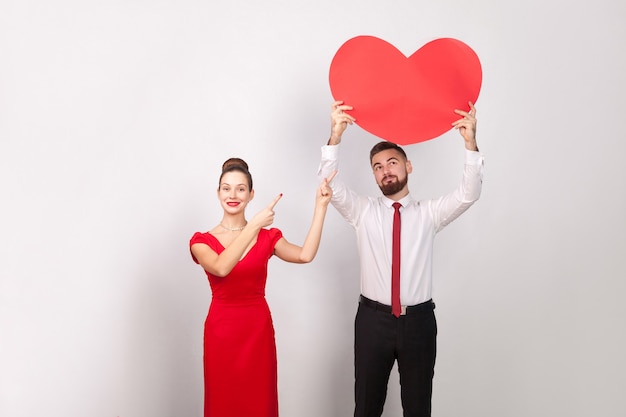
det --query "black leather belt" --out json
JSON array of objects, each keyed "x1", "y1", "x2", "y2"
[{"x1": 359, "y1": 295, "x2": 434, "y2": 316}]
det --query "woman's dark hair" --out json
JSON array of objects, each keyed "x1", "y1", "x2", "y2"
[{"x1": 219, "y1": 157, "x2": 253, "y2": 190}]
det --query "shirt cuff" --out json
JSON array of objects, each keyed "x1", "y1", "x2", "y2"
[
  {"x1": 321, "y1": 143, "x2": 340, "y2": 160},
  {"x1": 465, "y1": 149, "x2": 483, "y2": 166}
]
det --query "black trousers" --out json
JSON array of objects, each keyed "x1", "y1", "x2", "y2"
[{"x1": 354, "y1": 296, "x2": 437, "y2": 417}]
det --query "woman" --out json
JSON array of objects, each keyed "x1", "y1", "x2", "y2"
[{"x1": 190, "y1": 158, "x2": 335, "y2": 417}]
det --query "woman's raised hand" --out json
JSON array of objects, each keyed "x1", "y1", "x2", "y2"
[
  {"x1": 317, "y1": 170, "x2": 337, "y2": 206},
  {"x1": 249, "y1": 193, "x2": 283, "y2": 229}
]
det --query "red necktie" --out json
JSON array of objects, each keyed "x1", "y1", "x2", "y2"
[{"x1": 391, "y1": 202, "x2": 402, "y2": 317}]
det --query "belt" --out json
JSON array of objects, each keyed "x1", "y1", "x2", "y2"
[{"x1": 359, "y1": 295, "x2": 434, "y2": 316}]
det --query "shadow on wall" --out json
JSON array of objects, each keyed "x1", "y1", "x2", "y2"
[{"x1": 121, "y1": 220, "x2": 207, "y2": 416}]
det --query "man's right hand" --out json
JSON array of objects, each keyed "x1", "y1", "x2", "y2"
[{"x1": 329, "y1": 100, "x2": 355, "y2": 145}]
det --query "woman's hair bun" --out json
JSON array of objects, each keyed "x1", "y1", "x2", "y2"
[{"x1": 222, "y1": 157, "x2": 249, "y2": 173}]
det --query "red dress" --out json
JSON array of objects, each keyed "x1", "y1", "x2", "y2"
[{"x1": 190, "y1": 228, "x2": 283, "y2": 417}]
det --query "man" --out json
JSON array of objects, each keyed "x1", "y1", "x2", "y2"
[{"x1": 318, "y1": 100, "x2": 483, "y2": 417}]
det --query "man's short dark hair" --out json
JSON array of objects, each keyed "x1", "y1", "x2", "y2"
[{"x1": 369, "y1": 141, "x2": 408, "y2": 164}]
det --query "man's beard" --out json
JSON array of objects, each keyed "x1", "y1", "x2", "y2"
[{"x1": 379, "y1": 175, "x2": 408, "y2": 196}]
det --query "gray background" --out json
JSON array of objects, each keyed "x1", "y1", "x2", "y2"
[{"x1": 1, "y1": 0, "x2": 625, "y2": 416}]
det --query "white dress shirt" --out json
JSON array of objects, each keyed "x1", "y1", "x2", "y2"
[{"x1": 318, "y1": 144, "x2": 484, "y2": 306}]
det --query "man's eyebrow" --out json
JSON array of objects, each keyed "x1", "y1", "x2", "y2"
[{"x1": 373, "y1": 157, "x2": 400, "y2": 166}]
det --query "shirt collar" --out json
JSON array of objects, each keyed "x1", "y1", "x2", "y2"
[{"x1": 382, "y1": 193, "x2": 413, "y2": 209}]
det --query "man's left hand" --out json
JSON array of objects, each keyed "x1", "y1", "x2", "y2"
[{"x1": 452, "y1": 102, "x2": 478, "y2": 151}]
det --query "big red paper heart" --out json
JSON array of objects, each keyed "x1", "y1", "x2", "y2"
[{"x1": 329, "y1": 36, "x2": 482, "y2": 145}]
